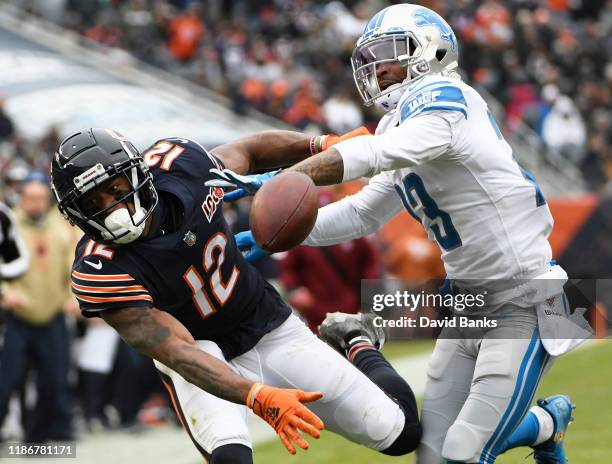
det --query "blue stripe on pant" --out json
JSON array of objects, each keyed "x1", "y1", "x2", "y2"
[{"x1": 478, "y1": 329, "x2": 549, "y2": 463}]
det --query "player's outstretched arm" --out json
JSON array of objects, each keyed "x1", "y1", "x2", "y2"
[
  {"x1": 287, "y1": 147, "x2": 345, "y2": 186},
  {"x1": 288, "y1": 113, "x2": 455, "y2": 185},
  {"x1": 210, "y1": 126, "x2": 371, "y2": 176},
  {"x1": 211, "y1": 130, "x2": 313, "y2": 175},
  {"x1": 102, "y1": 306, "x2": 253, "y2": 401},
  {"x1": 101, "y1": 306, "x2": 324, "y2": 453}
]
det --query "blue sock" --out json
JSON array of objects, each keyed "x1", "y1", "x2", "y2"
[{"x1": 501, "y1": 411, "x2": 540, "y2": 452}]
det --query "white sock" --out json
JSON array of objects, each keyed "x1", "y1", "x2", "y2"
[{"x1": 531, "y1": 405, "x2": 555, "y2": 445}]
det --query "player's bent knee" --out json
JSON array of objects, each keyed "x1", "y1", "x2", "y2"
[
  {"x1": 209, "y1": 444, "x2": 253, "y2": 464},
  {"x1": 441, "y1": 421, "x2": 483, "y2": 463},
  {"x1": 381, "y1": 420, "x2": 422, "y2": 456}
]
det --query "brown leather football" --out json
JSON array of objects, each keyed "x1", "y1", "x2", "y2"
[{"x1": 249, "y1": 171, "x2": 318, "y2": 253}]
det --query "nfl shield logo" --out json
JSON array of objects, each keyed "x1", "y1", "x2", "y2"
[{"x1": 183, "y1": 231, "x2": 196, "y2": 247}]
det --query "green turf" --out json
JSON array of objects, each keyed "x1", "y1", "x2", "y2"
[
  {"x1": 254, "y1": 340, "x2": 612, "y2": 463},
  {"x1": 381, "y1": 339, "x2": 434, "y2": 359},
  {"x1": 502, "y1": 340, "x2": 612, "y2": 463}
]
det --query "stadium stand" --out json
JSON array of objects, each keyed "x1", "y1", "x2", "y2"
[{"x1": 6, "y1": 0, "x2": 609, "y2": 193}]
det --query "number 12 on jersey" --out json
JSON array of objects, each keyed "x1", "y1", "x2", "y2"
[
  {"x1": 183, "y1": 233, "x2": 240, "y2": 319},
  {"x1": 395, "y1": 173, "x2": 462, "y2": 251}
]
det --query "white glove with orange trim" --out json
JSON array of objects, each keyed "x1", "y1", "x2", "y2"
[{"x1": 247, "y1": 383, "x2": 324, "y2": 454}]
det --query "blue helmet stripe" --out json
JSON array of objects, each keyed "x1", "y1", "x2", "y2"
[
  {"x1": 363, "y1": 7, "x2": 391, "y2": 39},
  {"x1": 376, "y1": 7, "x2": 390, "y2": 29},
  {"x1": 366, "y1": 12, "x2": 380, "y2": 32}
]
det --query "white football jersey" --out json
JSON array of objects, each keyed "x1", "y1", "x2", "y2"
[{"x1": 309, "y1": 75, "x2": 554, "y2": 284}]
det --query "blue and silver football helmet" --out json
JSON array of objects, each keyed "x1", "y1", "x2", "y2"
[{"x1": 351, "y1": 4, "x2": 459, "y2": 111}]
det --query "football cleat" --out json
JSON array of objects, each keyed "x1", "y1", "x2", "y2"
[
  {"x1": 532, "y1": 395, "x2": 575, "y2": 464},
  {"x1": 319, "y1": 312, "x2": 386, "y2": 355}
]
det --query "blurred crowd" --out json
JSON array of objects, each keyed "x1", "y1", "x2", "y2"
[{"x1": 9, "y1": 0, "x2": 612, "y2": 193}]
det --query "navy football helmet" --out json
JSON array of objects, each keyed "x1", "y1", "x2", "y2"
[{"x1": 50, "y1": 128, "x2": 158, "y2": 245}]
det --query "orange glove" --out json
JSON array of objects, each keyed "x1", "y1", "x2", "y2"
[
  {"x1": 322, "y1": 126, "x2": 372, "y2": 151},
  {"x1": 247, "y1": 383, "x2": 324, "y2": 454}
]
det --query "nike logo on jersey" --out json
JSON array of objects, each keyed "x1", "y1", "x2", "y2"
[{"x1": 84, "y1": 259, "x2": 102, "y2": 270}]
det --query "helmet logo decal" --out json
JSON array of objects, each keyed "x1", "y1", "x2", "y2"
[
  {"x1": 73, "y1": 163, "x2": 106, "y2": 190},
  {"x1": 412, "y1": 8, "x2": 456, "y2": 51}
]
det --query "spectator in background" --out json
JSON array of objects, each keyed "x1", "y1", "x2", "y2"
[
  {"x1": 535, "y1": 84, "x2": 560, "y2": 137},
  {"x1": 1, "y1": 161, "x2": 29, "y2": 209},
  {"x1": 0, "y1": 201, "x2": 28, "y2": 285},
  {"x1": 322, "y1": 87, "x2": 363, "y2": 135},
  {"x1": 76, "y1": 316, "x2": 120, "y2": 432},
  {"x1": 167, "y1": 2, "x2": 205, "y2": 62},
  {"x1": 284, "y1": 79, "x2": 324, "y2": 130},
  {"x1": 120, "y1": 0, "x2": 157, "y2": 61},
  {"x1": 542, "y1": 95, "x2": 587, "y2": 163},
  {"x1": 279, "y1": 188, "x2": 381, "y2": 332},
  {"x1": 84, "y1": 11, "x2": 123, "y2": 49},
  {"x1": 0, "y1": 178, "x2": 76, "y2": 443},
  {"x1": 0, "y1": 98, "x2": 15, "y2": 143}
]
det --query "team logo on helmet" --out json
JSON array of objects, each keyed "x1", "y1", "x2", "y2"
[{"x1": 412, "y1": 8, "x2": 456, "y2": 51}]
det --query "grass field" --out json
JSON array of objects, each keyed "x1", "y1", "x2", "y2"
[{"x1": 254, "y1": 340, "x2": 612, "y2": 463}]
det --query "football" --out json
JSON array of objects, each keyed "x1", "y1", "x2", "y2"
[{"x1": 249, "y1": 171, "x2": 318, "y2": 253}]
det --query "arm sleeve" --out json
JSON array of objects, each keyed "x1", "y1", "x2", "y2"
[
  {"x1": 304, "y1": 173, "x2": 403, "y2": 246},
  {"x1": 0, "y1": 207, "x2": 29, "y2": 280},
  {"x1": 333, "y1": 111, "x2": 459, "y2": 181}
]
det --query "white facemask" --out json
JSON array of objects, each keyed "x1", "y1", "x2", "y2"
[{"x1": 102, "y1": 206, "x2": 147, "y2": 244}]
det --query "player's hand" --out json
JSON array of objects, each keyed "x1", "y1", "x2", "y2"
[
  {"x1": 321, "y1": 126, "x2": 371, "y2": 151},
  {"x1": 235, "y1": 230, "x2": 270, "y2": 263},
  {"x1": 205, "y1": 169, "x2": 280, "y2": 201},
  {"x1": 247, "y1": 383, "x2": 324, "y2": 454}
]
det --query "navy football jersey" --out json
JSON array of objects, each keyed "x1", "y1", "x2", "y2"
[{"x1": 71, "y1": 138, "x2": 291, "y2": 359}]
